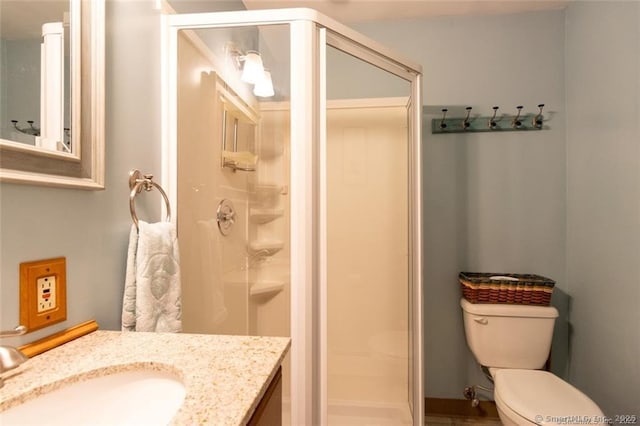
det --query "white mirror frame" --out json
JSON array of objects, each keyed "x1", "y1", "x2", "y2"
[{"x1": 0, "y1": 0, "x2": 104, "y2": 190}]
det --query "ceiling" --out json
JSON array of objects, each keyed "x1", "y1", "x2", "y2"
[
  {"x1": 1, "y1": 1, "x2": 69, "y2": 40},
  {"x1": 241, "y1": 0, "x2": 570, "y2": 23},
  {"x1": 1, "y1": 0, "x2": 571, "y2": 40}
]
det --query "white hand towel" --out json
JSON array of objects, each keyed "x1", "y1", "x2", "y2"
[
  {"x1": 121, "y1": 225, "x2": 139, "y2": 331},
  {"x1": 121, "y1": 220, "x2": 182, "y2": 332}
]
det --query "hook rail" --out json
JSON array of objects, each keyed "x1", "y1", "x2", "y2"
[
  {"x1": 432, "y1": 104, "x2": 547, "y2": 134},
  {"x1": 129, "y1": 169, "x2": 171, "y2": 230}
]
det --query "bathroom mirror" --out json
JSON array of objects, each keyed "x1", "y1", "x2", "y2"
[{"x1": 0, "y1": 0, "x2": 104, "y2": 189}]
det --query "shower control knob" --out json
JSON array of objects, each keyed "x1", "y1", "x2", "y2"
[
  {"x1": 216, "y1": 199, "x2": 236, "y2": 236},
  {"x1": 217, "y1": 210, "x2": 235, "y2": 222}
]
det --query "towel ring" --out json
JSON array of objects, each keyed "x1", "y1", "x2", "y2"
[{"x1": 129, "y1": 169, "x2": 171, "y2": 230}]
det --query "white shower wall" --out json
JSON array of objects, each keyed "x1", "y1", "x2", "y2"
[
  {"x1": 326, "y1": 102, "x2": 409, "y2": 410},
  {"x1": 246, "y1": 101, "x2": 411, "y2": 420}
]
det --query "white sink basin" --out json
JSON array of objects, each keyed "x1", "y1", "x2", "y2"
[{"x1": 0, "y1": 369, "x2": 186, "y2": 425}]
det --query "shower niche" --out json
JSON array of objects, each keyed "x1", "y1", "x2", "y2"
[{"x1": 220, "y1": 91, "x2": 259, "y2": 172}]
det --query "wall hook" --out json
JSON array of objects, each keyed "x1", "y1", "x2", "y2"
[
  {"x1": 512, "y1": 106, "x2": 524, "y2": 128},
  {"x1": 462, "y1": 107, "x2": 472, "y2": 130},
  {"x1": 532, "y1": 104, "x2": 545, "y2": 128},
  {"x1": 488, "y1": 106, "x2": 500, "y2": 130},
  {"x1": 439, "y1": 108, "x2": 448, "y2": 129},
  {"x1": 10, "y1": 119, "x2": 40, "y2": 136}
]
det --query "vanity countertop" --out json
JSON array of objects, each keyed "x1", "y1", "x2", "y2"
[{"x1": 0, "y1": 330, "x2": 290, "y2": 425}]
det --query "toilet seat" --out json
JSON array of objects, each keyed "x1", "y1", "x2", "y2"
[
  {"x1": 494, "y1": 389, "x2": 537, "y2": 425},
  {"x1": 494, "y1": 369, "x2": 605, "y2": 425}
]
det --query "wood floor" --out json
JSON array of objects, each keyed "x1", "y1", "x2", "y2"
[
  {"x1": 425, "y1": 415, "x2": 502, "y2": 425},
  {"x1": 424, "y1": 397, "x2": 501, "y2": 425}
]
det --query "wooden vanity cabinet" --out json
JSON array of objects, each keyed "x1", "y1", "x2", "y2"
[{"x1": 247, "y1": 366, "x2": 282, "y2": 425}]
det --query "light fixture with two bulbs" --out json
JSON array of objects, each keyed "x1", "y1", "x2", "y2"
[{"x1": 232, "y1": 48, "x2": 274, "y2": 98}]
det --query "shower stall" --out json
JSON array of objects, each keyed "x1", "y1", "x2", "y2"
[{"x1": 162, "y1": 8, "x2": 422, "y2": 425}]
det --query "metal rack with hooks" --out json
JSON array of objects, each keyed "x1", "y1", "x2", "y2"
[
  {"x1": 10, "y1": 120, "x2": 40, "y2": 136},
  {"x1": 432, "y1": 104, "x2": 547, "y2": 134}
]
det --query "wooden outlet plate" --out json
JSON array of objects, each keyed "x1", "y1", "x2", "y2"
[{"x1": 20, "y1": 257, "x2": 67, "y2": 332}]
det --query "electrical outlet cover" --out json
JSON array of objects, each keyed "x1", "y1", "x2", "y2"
[
  {"x1": 36, "y1": 275, "x2": 57, "y2": 313},
  {"x1": 20, "y1": 257, "x2": 67, "y2": 332}
]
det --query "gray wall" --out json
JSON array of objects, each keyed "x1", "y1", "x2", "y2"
[
  {"x1": 0, "y1": 0, "x2": 163, "y2": 344},
  {"x1": 565, "y1": 1, "x2": 640, "y2": 416},
  {"x1": 0, "y1": 39, "x2": 41, "y2": 143},
  {"x1": 354, "y1": 10, "x2": 569, "y2": 399}
]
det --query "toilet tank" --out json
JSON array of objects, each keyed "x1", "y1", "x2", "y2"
[{"x1": 460, "y1": 298, "x2": 558, "y2": 369}]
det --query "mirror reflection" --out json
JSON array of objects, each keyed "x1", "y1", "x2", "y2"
[{"x1": 0, "y1": 0, "x2": 72, "y2": 153}]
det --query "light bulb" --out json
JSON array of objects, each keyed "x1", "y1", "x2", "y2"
[
  {"x1": 253, "y1": 70, "x2": 274, "y2": 98},
  {"x1": 241, "y1": 51, "x2": 264, "y2": 84}
]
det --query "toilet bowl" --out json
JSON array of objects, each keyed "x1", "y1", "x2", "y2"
[
  {"x1": 460, "y1": 298, "x2": 605, "y2": 426},
  {"x1": 491, "y1": 368, "x2": 606, "y2": 425}
]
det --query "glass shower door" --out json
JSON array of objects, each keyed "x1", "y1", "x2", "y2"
[
  {"x1": 167, "y1": 11, "x2": 422, "y2": 425},
  {"x1": 322, "y1": 36, "x2": 415, "y2": 425},
  {"x1": 174, "y1": 21, "x2": 293, "y2": 423}
]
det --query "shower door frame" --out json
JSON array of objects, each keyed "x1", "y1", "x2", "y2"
[
  {"x1": 162, "y1": 8, "x2": 423, "y2": 426},
  {"x1": 318, "y1": 27, "x2": 422, "y2": 425}
]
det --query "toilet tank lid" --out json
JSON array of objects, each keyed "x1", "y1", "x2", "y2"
[
  {"x1": 494, "y1": 369, "x2": 604, "y2": 424},
  {"x1": 460, "y1": 298, "x2": 558, "y2": 318}
]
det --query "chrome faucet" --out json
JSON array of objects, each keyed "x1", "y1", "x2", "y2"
[{"x1": 0, "y1": 325, "x2": 29, "y2": 388}]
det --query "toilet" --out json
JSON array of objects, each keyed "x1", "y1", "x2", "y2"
[{"x1": 460, "y1": 298, "x2": 605, "y2": 425}]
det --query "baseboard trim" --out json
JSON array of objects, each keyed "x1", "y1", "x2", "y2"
[{"x1": 425, "y1": 397, "x2": 499, "y2": 419}]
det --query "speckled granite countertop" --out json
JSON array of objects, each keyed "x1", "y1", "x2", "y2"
[{"x1": 0, "y1": 331, "x2": 290, "y2": 425}]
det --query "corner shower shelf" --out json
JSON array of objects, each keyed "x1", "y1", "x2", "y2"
[
  {"x1": 251, "y1": 184, "x2": 285, "y2": 205},
  {"x1": 250, "y1": 280, "x2": 287, "y2": 297},
  {"x1": 250, "y1": 208, "x2": 284, "y2": 224},
  {"x1": 248, "y1": 240, "x2": 284, "y2": 256}
]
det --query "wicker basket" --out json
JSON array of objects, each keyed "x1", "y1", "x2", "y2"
[{"x1": 459, "y1": 272, "x2": 555, "y2": 306}]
